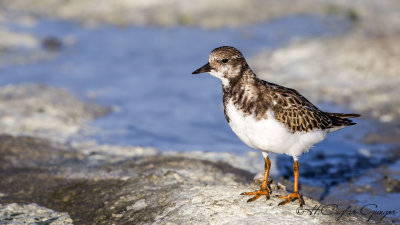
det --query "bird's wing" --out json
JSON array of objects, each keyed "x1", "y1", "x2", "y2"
[{"x1": 266, "y1": 82, "x2": 334, "y2": 132}]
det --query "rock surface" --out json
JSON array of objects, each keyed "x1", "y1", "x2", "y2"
[
  {"x1": 0, "y1": 203, "x2": 73, "y2": 225},
  {"x1": 0, "y1": 84, "x2": 110, "y2": 143},
  {"x1": 0, "y1": 135, "x2": 380, "y2": 225},
  {"x1": 0, "y1": 28, "x2": 50, "y2": 69}
]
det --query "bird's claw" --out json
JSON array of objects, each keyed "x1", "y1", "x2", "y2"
[
  {"x1": 277, "y1": 191, "x2": 303, "y2": 207},
  {"x1": 241, "y1": 188, "x2": 271, "y2": 202}
]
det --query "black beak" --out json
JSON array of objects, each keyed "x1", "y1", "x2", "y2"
[{"x1": 192, "y1": 62, "x2": 212, "y2": 74}]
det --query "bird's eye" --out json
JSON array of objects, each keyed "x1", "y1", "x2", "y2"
[{"x1": 222, "y1": 58, "x2": 229, "y2": 63}]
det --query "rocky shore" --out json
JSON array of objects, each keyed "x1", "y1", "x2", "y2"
[
  {"x1": 0, "y1": 84, "x2": 110, "y2": 143},
  {"x1": 0, "y1": 134, "x2": 379, "y2": 225},
  {"x1": 0, "y1": 84, "x2": 394, "y2": 224},
  {"x1": 0, "y1": 0, "x2": 399, "y2": 224}
]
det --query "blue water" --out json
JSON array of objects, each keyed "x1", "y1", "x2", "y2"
[{"x1": 0, "y1": 15, "x2": 352, "y2": 152}]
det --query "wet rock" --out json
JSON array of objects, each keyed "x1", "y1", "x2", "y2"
[
  {"x1": 0, "y1": 84, "x2": 110, "y2": 143},
  {"x1": 71, "y1": 140, "x2": 160, "y2": 166},
  {"x1": 0, "y1": 203, "x2": 73, "y2": 225},
  {"x1": 383, "y1": 175, "x2": 400, "y2": 193},
  {"x1": 322, "y1": 155, "x2": 400, "y2": 224},
  {"x1": 0, "y1": 28, "x2": 38, "y2": 50},
  {"x1": 165, "y1": 150, "x2": 274, "y2": 175},
  {"x1": 0, "y1": 135, "x2": 375, "y2": 224},
  {"x1": 277, "y1": 149, "x2": 388, "y2": 187},
  {"x1": 42, "y1": 37, "x2": 63, "y2": 51},
  {"x1": 0, "y1": 135, "x2": 83, "y2": 170},
  {"x1": 0, "y1": 28, "x2": 49, "y2": 69}
]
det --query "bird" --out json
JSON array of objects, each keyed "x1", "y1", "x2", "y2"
[{"x1": 192, "y1": 46, "x2": 360, "y2": 207}]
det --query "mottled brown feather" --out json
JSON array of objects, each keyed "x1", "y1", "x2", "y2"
[
  {"x1": 208, "y1": 46, "x2": 360, "y2": 132},
  {"x1": 223, "y1": 73, "x2": 359, "y2": 132},
  {"x1": 263, "y1": 81, "x2": 359, "y2": 132}
]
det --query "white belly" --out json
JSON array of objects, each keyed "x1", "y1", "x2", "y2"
[{"x1": 225, "y1": 100, "x2": 327, "y2": 158}]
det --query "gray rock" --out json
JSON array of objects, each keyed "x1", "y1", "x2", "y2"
[
  {"x1": 0, "y1": 84, "x2": 110, "y2": 143},
  {"x1": 0, "y1": 203, "x2": 73, "y2": 225},
  {"x1": 0, "y1": 28, "x2": 38, "y2": 50},
  {"x1": 0, "y1": 28, "x2": 50, "y2": 69},
  {"x1": 0, "y1": 135, "x2": 382, "y2": 224}
]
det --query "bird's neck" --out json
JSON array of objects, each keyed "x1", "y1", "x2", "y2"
[
  {"x1": 222, "y1": 64, "x2": 256, "y2": 90},
  {"x1": 222, "y1": 66, "x2": 262, "y2": 108}
]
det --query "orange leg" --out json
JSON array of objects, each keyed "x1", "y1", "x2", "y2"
[
  {"x1": 241, "y1": 156, "x2": 272, "y2": 202},
  {"x1": 278, "y1": 160, "x2": 303, "y2": 207}
]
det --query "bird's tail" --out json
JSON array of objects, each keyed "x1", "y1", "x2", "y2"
[{"x1": 327, "y1": 112, "x2": 361, "y2": 127}]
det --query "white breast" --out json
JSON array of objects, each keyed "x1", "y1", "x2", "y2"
[{"x1": 225, "y1": 100, "x2": 327, "y2": 158}]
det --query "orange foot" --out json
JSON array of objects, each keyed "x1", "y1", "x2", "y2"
[
  {"x1": 241, "y1": 187, "x2": 271, "y2": 202},
  {"x1": 278, "y1": 191, "x2": 303, "y2": 207}
]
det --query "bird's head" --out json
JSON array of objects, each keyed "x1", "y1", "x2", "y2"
[{"x1": 192, "y1": 46, "x2": 249, "y2": 84}]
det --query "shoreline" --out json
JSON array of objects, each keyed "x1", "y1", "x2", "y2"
[
  {"x1": 0, "y1": 0, "x2": 399, "y2": 223},
  {"x1": 0, "y1": 83, "x2": 396, "y2": 223}
]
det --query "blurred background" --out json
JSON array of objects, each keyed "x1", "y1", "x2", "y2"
[{"x1": 0, "y1": 0, "x2": 399, "y2": 222}]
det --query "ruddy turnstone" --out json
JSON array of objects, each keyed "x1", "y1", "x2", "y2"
[{"x1": 192, "y1": 46, "x2": 360, "y2": 207}]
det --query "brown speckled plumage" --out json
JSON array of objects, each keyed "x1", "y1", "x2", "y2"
[{"x1": 212, "y1": 46, "x2": 360, "y2": 133}]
